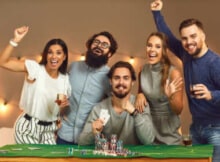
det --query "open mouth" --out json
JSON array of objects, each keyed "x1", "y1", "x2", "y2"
[
  {"x1": 50, "y1": 60, "x2": 58, "y2": 66},
  {"x1": 186, "y1": 44, "x2": 196, "y2": 51},
  {"x1": 93, "y1": 48, "x2": 103, "y2": 55},
  {"x1": 116, "y1": 85, "x2": 127, "y2": 90},
  {"x1": 148, "y1": 52, "x2": 158, "y2": 58}
]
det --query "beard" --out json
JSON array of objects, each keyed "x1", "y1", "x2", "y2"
[
  {"x1": 85, "y1": 47, "x2": 109, "y2": 68},
  {"x1": 191, "y1": 48, "x2": 202, "y2": 57},
  {"x1": 112, "y1": 84, "x2": 130, "y2": 99},
  {"x1": 185, "y1": 43, "x2": 202, "y2": 57}
]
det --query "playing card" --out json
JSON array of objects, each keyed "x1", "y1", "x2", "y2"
[
  {"x1": 100, "y1": 109, "x2": 108, "y2": 118},
  {"x1": 102, "y1": 114, "x2": 110, "y2": 125},
  {"x1": 99, "y1": 109, "x2": 110, "y2": 125}
]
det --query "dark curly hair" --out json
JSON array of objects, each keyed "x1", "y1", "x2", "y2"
[{"x1": 86, "y1": 31, "x2": 118, "y2": 57}]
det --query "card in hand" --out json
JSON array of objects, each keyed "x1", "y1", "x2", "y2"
[{"x1": 99, "y1": 109, "x2": 110, "y2": 125}]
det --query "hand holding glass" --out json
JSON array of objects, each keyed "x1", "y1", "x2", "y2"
[
  {"x1": 190, "y1": 84, "x2": 196, "y2": 97},
  {"x1": 182, "y1": 134, "x2": 192, "y2": 146},
  {"x1": 56, "y1": 94, "x2": 66, "y2": 105}
]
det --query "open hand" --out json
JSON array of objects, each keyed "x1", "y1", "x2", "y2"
[{"x1": 164, "y1": 77, "x2": 183, "y2": 99}]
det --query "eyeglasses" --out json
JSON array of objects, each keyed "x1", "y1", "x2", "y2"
[{"x1": 92, "y1": 39, "x2": 110, "y2": 49}]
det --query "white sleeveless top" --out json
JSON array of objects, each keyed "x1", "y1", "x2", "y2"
[{"x1": 19, "y1": 60, "x2": 71, "y2": 121}]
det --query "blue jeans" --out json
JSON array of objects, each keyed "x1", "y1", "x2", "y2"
[
  {"x1": 56, "y1": 136, "x2": 77, "y2": 145},
  {"x1": 190, "y1": 122, "x2": 220, "y2": 162}
]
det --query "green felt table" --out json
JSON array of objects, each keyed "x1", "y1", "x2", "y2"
[{"x1": 0, "y1": 144, "x2": 213, "y2": 159}]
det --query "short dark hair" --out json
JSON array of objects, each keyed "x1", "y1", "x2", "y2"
[
  {"x1": 107, "y1": 61, "x2": 136, "y2": 81},
  {"x1": 86, "y1": 31, "x2": 118, "y2": 57},
  {"x1": 179, "y1": 18, "x2": 205, "y2": 33},
  {"x1": 39, "y1": 38, "x2": 68, "y2": 74}
]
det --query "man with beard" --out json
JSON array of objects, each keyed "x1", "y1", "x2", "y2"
[
  {"x1": 78, "y1": 61, "x2": 155, "y2": 145},
  {"x1": 151, "y1": 0, "x2": 220, "y2": 161},
  {"x1": 56, "y1": 31, "x2": 118, "y2": 145}
]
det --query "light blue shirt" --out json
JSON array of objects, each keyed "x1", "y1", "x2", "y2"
[{"x1": 57, "y1": 61, "x2": 111, "y2": 142}]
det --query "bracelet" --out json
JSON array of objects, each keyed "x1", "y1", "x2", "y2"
[
  {"x1": 130, "y1": 109, "x2": 138, "y2": 116},
  {"x1": 9, "y1": 39, "x2": 18, "y2": 47}
]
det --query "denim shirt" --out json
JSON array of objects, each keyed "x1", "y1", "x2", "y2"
[{"x1": 57, "y1": 61, "x2": 111, "y2": 143}]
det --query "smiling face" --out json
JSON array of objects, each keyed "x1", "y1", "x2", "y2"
[
  {"x1": 45, "y1": 44, "x2": 66, "y2": 72},
  {"x1": 90, "y1": 35, "x2": 111, "y2": 56},
  {"x1": 110, "y1": 67, "x2": 133, "y2": 99},
  {"x1": 180, "y1": 24, "x2": 206, "y2": 58},
  {"x1": 85, "y1": 35, "x2": 112, "y2": 68},
  {"x1": 146, "y1": 35, "x2": 163, "y2": 65}
]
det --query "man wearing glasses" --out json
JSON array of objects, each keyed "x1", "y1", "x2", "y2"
[{"x1": 56, "y1": 31, "x2": 118, "y2": 145}]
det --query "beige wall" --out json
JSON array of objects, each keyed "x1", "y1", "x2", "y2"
[{"x1": 0, "y1": 0, "x2": 220, "y2": 135}]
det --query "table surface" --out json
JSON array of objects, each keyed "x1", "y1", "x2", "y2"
[
  {"x1": 0, "y1": 157, "x2": 212, "y2": 162},
  {"x1": 0, "y1": 144, "x2": 213, "y2": 162}
]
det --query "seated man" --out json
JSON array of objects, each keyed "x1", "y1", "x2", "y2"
[{"x1": 78, "y1": 61, "x2": 155, "y2": 145}]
